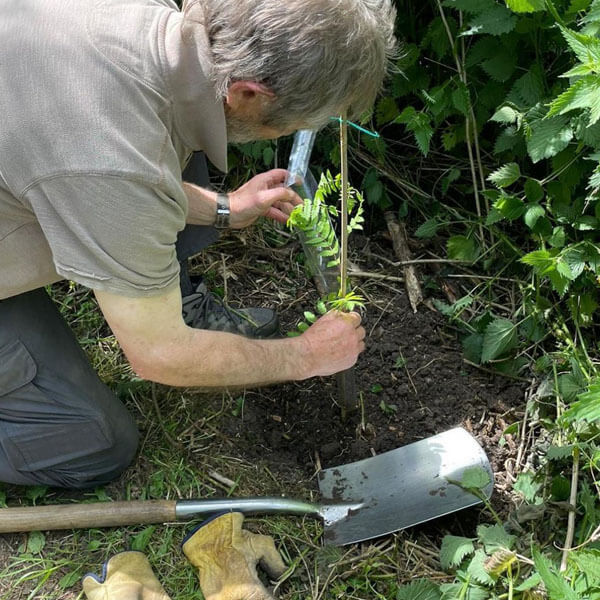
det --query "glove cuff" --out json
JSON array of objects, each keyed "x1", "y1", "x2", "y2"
[
  {"x1": 82, "y1": 551, "x2": 146, "y2": 585},
  {"x1": 181, "y1": 510, "x2": 237, "y2": 546}
]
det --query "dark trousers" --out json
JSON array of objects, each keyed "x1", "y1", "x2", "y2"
[{"x1": 0, "y1": 153, "x2": 214, "y2": 488}]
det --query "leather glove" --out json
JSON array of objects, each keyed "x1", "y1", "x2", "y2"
[
  {"x1": 182, "y1": 511, "x2": 287, "y2": 600},
  {"x1": 82, "y1": 551, "x2": 171, "y2": 600}
]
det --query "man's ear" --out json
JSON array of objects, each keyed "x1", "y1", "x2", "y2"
[{"x1": 225, "y1": 81, "x2": 275, "y2": 112}]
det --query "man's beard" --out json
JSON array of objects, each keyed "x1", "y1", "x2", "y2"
[{"x1": 225, "y1": 113, "x2": 265, "y2": 144}]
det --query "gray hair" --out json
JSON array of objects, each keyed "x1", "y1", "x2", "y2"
[{"x1": 183, "y1": 0, "x2": 397, "y2": 129}]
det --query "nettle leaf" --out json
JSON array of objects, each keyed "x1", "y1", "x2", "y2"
[
  {"x1": 506, "y1": 0, "x2": 545, "y2": 12},
  {"x1": 533, "y1": 547, "x2": 580, "y2": 600},
  {"x1": 442, "y1": 0, "x2": 491, "y2": 11},
  {"x1": 559, "y1": 25, "x2": 600, "y2": 66},
  {"x1": 439, "y1": 582, "x2": 490, "y2": 600},
  {"x1": 549, "y1": 226, "x2": 566, "y2": 248},
  {"x1": 514, "y1": 572, "x2": 542, "y2": 592},
  {"x1": 395, "y1": 107, "x2": 434, "y2": 156},
  {"x1": 440, "y1": 535, "x2": 476, "y2": 570},
  {"x1": 524, "y1": 203, "x2": 545, "y2": 229},
  {"x1": 509, "y1": 66, "x2": 545, "y2": 105},
  {"x1": 561, "y1": 382, "x2": 600, "y2": 423},
  {"x1": 570, "y1": 550, "x2": 600, "y2": 584},
  {"x1": 562, "y1": 247, "x2": 587, "y2": 278},
  {"x1": 463, "y1": 4, "x2": 518, "y2": 35},
  {"x1": 467, "y1": 550, "x2": 496, "y2": 586},
  {"x1": 559, "y1": 374, "x2": 583, "y2": 401},
  {"x1": 447, "y1": 235, "x2": 479, "y2": 261},
  {"x1": 547, "y1": 76, "x2": 600, "y2": 126},
  {"x1": 26, "y1": 531, "x2": 46, "y2": 554},
  {"x1": 490, "y1": 106, "x2": 520, "y2": 123},
  {"x1": 457, "y1": 466, "x2": 492, "y2": 490},
  {"x1": 452, "y1": 82, "x2": 471, "y2": 116},
  {"x1": 488, "y1": 163, "x2": 520, "y2": 188},
  {"x1": 396, "y1": 579, "x2": 442, "y2": 600},
  {"x1": 482, "y1": 51, "x2": 517, "y2": 82},
  {"x1": 481, "y1": 318, "x2": 518, "y2": 362},
  {"x1": 527, "y1": 115, "x2": 574, "y2": 163},
  {"x1": 514, "y1": 471, "x2": 543, "y2": 502},
  {"x1": 477, "y1": 524, "x2": 517, "y2": 553},
  {"x1": 521, "y1": 249, "x2": 556, "y2": 274}
]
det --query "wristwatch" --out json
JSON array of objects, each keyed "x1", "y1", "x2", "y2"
[{"x1": 214, "y1": 192, "x2": 230, "y2": 229}]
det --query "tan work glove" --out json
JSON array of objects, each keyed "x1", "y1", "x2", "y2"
[
  {"x1": 82, "y1": 551, "x2": 171, "y2": 600},
  {"x1": 182, "y1": 512, "x2": 287, "y2": 600}
]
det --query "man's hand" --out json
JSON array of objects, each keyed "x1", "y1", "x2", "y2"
[
  {"x1": 229, "y1": 169, "x2": 302, "y2": 228},
  {"x1": 299, "y1": 311, "x2": 366, "y2": 378}
]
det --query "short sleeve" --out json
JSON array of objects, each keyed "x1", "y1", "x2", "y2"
[{"x1": 24, "y1": 175, "x2": 187, "y2": 296}]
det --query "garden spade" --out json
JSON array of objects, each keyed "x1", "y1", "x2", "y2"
[{"x1": 0, "y1": 428, "x2": 493, "y2": 545}]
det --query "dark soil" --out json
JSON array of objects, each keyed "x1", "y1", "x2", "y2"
[{"x1": 182, "y1": 228, "x2": 527, "y2": 518}]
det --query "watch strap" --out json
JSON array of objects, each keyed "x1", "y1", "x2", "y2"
[{"x1": 214, "y1": 193, "x2": 230, "y2": 229}]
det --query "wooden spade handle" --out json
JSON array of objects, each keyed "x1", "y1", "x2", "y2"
[{"x1": 0, "y1": 500, "x2": 177, "y2": 533}]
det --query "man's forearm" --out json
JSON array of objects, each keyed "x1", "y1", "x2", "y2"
[
  {"x1": 137, "y1": 326, "x2": 312, "y2": 388},
  {"x1": 182, "y1": 182, "x2": 218, "y2": 226}
]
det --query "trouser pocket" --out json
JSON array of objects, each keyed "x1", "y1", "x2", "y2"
[{"x1": 0, "y1": 339, "x2": 113, "y2": 473}]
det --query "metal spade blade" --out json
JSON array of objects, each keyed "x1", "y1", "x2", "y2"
[{"x1": 317, "y1": 427, "x2": 493, "y2": 545}]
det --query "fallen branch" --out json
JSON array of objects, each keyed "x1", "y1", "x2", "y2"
[{"x1": 384, "y1": 212, "x2": 424, "y2": 312}]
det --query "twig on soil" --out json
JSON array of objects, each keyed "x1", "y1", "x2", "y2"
[
  {"x1": 348, "y1": 269, "x2": 404, "y2": 283},
  {"x1": 384, "y1": 212, "x2": 424, "y2": 313},
  {"x1": 463, "y1": 359, "x2": 531, "y2": 383},
  {"x1": 560, "y1": 447, "x2": 580, "y2": 572},
  {"x1": 207, "y1": 470, "x2": 236, "y2": 490}
]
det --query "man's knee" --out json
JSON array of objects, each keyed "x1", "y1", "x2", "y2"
[{"x1": 0, "y1": 395, "x2": 139, "y2": 489}]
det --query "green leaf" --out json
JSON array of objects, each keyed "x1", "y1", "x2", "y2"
[
  {"x1": 520, "y1": 249, "x2": 555, "y2": 274},
  {"x1": 482, "y1": 51, "x2": 517, "y2": 82},
  {"x1": 59, "y1": 570, "x2": 82, "y2": 590},
  {"x1": 549, "y1": 226, "x2": 566, "y2": 248},
  {"x1": 562, "y1": 382, "x2": 600, "y2": 423},
  {"x1": 524, "y1": 203, "x2": 546, "y2": 229},
  {"x1": 131, "y1": 526, "x2": 156, "y2": 552},
  {"x1": 463, "y1": 332, "x2": 484, "y2": 363},
  {"x1": 547, "y1": 76, "x2": 600, "y2": 126},
  {"x1": 442, "y1": 0, "x2": 491, "y2": 12},
  {"x1": 524, "y1": 178, "x2": 544, "y2": 202},
  {"x1": 513, "y1": 471, "x2": 543, "y2": 503},
  {"x1": 440, "y1": 535, "x2": 476, "y2": 570},
  {"x1": 463, "y1": 4, "x2": 518, "y2": 35},
  {"x1": 415, "y1": 218, "x2": 440, "y2": 239},
  {"x1": 477, "y1": 524, "x2": 517, "y2": 553},
  {"x1": 439, "y1": 582, "x2": 490, "y2": 600},
  {"x1": 490, "y1": 106, "x2": 520, "y2": 123},
  {"x1": 514, "y1": 572, "x2": 542, "y2": 591},
  {"x1": 447, "y1": 235, "x2": 479, "y2": 261},
  {"x1": 467, "y1": 550, "x2": 496, "y2": 586},
  {"x1": 395, "y1": 107, "x2": 434, "y2": 156},
  {"x1": 559, "y1": 374, "x2": 583, "y2": 401},
  {"x1": 559, "y1": 25, "x2": 600, "y2": 67},
  {"x1": 26, "y1": 531, "x2": 46, "y2": 554},
  {"x1": 570, "y1": 550, "x2": 600, "y2": 584},
  {"x1": 506, "y1": 0, "x2": 546, "y2": 12},
  {"x1": 532, "y1": 547, "x2": 580, "y2": 600},
  {"x1": 457, "y1": 466, "x2": 492, "y2": 490},
  {"x1": 396, "y1": 579, "x2": 442, "y2": 600},
  {"x1": 527, "y1": 115, "x2": 574, "y2": 163},
  {"x1": 25, "y1": 485, "x2": 48, "y2": 504},
  {"x1": 488, "y1": 162, "x2": 521, "y2": 187},
  {"x1": 481, "y1": 318, "x2": 518, "y2": 362},
  {"x1": 493, "y1": 194, "x2": 526, "y2": 220},
  {"x1": 452, "y1": 82, "x2": 471, "y2": 115}
]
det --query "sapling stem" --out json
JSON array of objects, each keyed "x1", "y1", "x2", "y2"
[
  {"x1": 340, "y1": 114, "x2": 349, "y2": 298},
  {"x1": 560, "y1": 446, "x2": 580, "y2": 572}
]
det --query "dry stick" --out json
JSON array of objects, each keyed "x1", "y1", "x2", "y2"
[
  {"x1": 560, "y1": 447, "x2": 580, "y2": 572},
  {"x1": 384, "y1": 211, "x2": 423, "y2": 312}
]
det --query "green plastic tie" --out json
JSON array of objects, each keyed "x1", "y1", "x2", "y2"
[{"x1": 330, "y1": 117, "x2": 380, "y2": 138}]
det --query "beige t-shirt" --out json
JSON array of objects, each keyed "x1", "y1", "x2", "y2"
[{"x1": 0, "y1": 0, "x2": 228, "y2": 299}]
